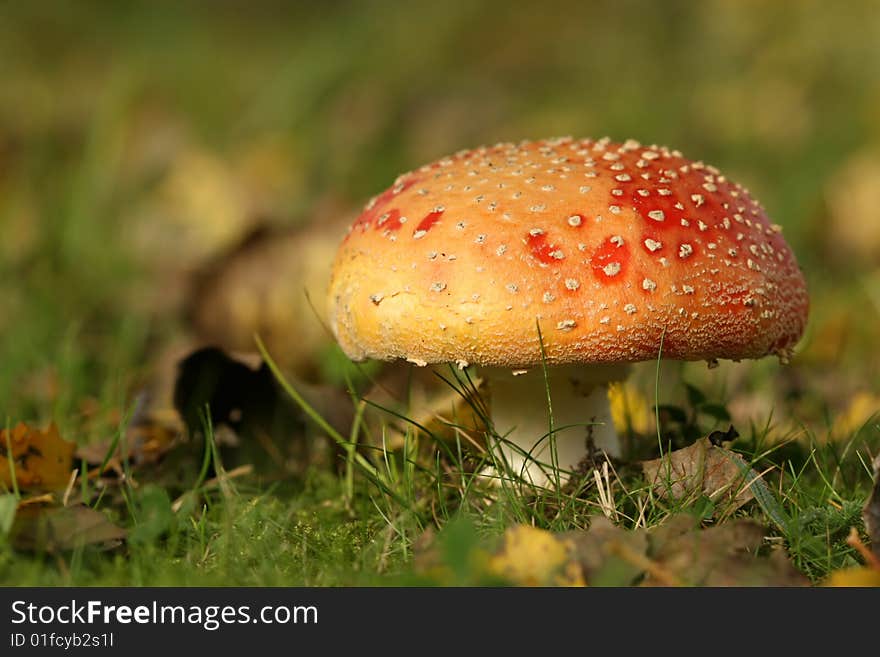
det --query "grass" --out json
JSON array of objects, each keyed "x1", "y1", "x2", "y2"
[{"x1": 1, "y1": 1, "x2": 879, "y2": 586}]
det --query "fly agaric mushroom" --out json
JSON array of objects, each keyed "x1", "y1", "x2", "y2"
[{"x1": 327, "y1": 137, "x2": 808, "y2": 486}]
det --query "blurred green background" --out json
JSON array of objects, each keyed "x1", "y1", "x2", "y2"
[{"x1": 1, "y1": 0, "x2": 879, "y2": 439}]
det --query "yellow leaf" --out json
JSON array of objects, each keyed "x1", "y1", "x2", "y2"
[
  {"x1": 824, "y1": 567, "x2": 880, "y2": 587},
  {"x1": 608, "y1": 382, "x2": 651, "y2": 435},
  {"x1": 488, "y1": 525, "x2": 585, "y2": 586},
  {"x1": 1, "y1": 422, "x2": 76, "y2": 491}
]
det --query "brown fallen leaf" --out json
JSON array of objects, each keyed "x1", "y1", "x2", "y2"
[
  {"x1": 493, "y1": 514, "x2": 806, "y2": 587},
  {"x1": 563, "y1": 516, "x2": 648, "y2": 586},
  {"x1": 641, "y1": 437, "x2": 757, "y2": 518},
  {"x1": 75, "y1": 389, "x2": 184, "y2": 472},
  {"x1": 10, "y1": 504, "x2": 126, "y2": 552},
  {"x1": 1, "y1": 422, "x2": 76, "y2": 491},
  {"x1": 645, "y1": 515, "x2": 808, "y2": 587}
]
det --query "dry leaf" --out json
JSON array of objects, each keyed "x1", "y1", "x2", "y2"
[
  {"x1": 824, "y1": 567, "x2": 880, "y2": 587},
  {"x1": 0, "y1": 422, "x2": 76, "y2": 491},
  {"x1": 563, "y1": 516, "x2": 648, "y2": 586},
  {"x1": 645, "y1": 515, "x2": 807, "y2": 586},
  {"x1": 831, "y1": 392, "x2": 880, "y2": 441},
  {"x1": 10, "y1": 504, "x2": 126, "y2": 552},
  {"x1": 608, "y1": 381, "x2": 652, "y2": 435},
  {"x1": 488, "y1": 525, "x2": 585, "y2": 586},
  {"x1": 491, "y1": 514, "x2": 806, "y2": 587},
  {"x1": 641, "y1": 437, "x2": 756, "y2": 517}
]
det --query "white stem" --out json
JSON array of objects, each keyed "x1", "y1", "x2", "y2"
[{"x1": 481, "y1": 364, "x2": 629, "y2": 488}]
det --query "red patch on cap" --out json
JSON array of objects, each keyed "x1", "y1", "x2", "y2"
[
  {"x1": 526, "y1": 232, "x2": 564, "y2": 264},
  {"x1": 379, "y1": 208, "x2": 405, "y2": 231},
  {"x1": 416, "y1": 208, "x2": 444, "y2": 234},
  {"x1": 591, "y1": 236, "x2": 630, "y2": 282},
  {"x1": 348, "y1": 177, "x2": 419, "y2": 235}
]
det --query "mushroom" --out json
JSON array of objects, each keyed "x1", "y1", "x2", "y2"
[{"x1": 327, "y1": 137, "x2": 809, "y2": 487}]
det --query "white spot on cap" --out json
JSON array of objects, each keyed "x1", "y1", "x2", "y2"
[
  {"x1": 624, "y1": 303, "x2": 637, "y2": 314},
  {"x1": 369, "y1": 294, "x2": 384, "y2": 305},
  {"x1": 682, "y1": 285, "x2": 695, "y2": 294},
  {"x1": 579, "y1": 185, "x2": 592, "y2": 194},
  {"x1": 549, "y1": 249, "x2": 565, "y2": 260},
  {"x1": 679, "y1": 243, "x2": 694, "y2": 258},
  {"x1": 529, "y1": 228, "x2": 544, "y2": 236},
  {"x1": 610, "y1": 235, "x2": 624, "y2": 247},
  {"x1": 413, "y1": 230, "x2": 427, "y2": 239},
  {"x1": 609, "y1": 205, "x2": 622, "y2": 214},
  {"x1": 475, "y1": 234, "x2": 487, "y2": 244},
  {"x1": 496, "y1": 244, "x2": 508, "y2": 256},
  {"x1": 567, "y1": 215, "x2": 582, "y2": 227},
  {"x1": 642, "y1": 278, "x2": 657, "y2": 292},
  {"x1": 648, "y1": 210, "x2": 665, "y2": 221},
  {"x1": 615, "y1": 173, "x2": 632, "y2": 182},
  {"x1": 565, "y1": 278, "x2": 581, "y2": 290},
  {"x1": 644, "y1": 238, "x2": 662, "y2": 252},
  {"x1": 602, "y1": 262, "x2": 622, "y2": 277},
  {"x1": 691, "y1": 194, "x2": 705, "y2": 207},
  {"x1": 529, "y1": 204, "x2": 547, "y2": 212},
  {"x1": 556, "y1": 319, "x2": 577, "y2": 331},
  {"x1": 543, "y1": 292, "x2": 556, "y2": 303},
  {"x1": 506, "y1": 283, "x2": 519, "y2": 293},
  {"x1": 658, "y1": 188, "x2": 672, "y2": 196},
  {"x1": 430, "y1": 282, "x2": 447, "y2": 292}
]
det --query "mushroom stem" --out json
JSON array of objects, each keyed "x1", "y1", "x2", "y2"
[{"x1": 481, "y1": 363, "x2": 630, "y2": 488}]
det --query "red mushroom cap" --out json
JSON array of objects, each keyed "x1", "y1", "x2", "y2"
[{"x1": 328, "y1": 137, "x2": 809, "y2": 368}]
